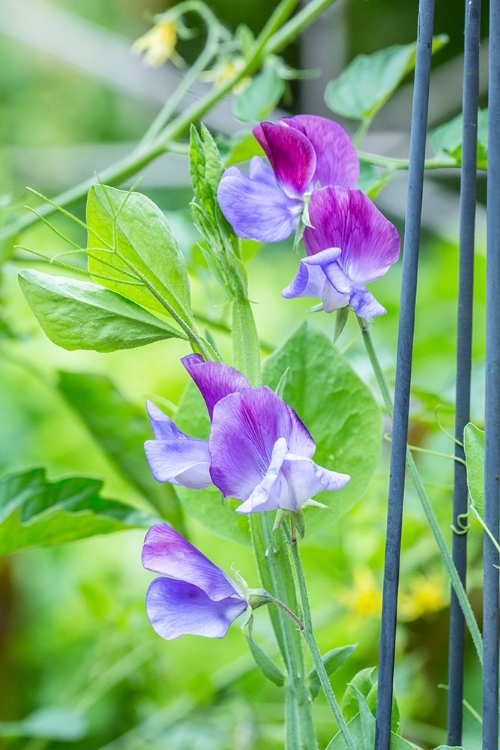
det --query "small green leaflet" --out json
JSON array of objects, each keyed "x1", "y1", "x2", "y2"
[
  {"x1": 233, "y1": 66, "x2": 285, "y2": 123},
  {"x1": 325, "y1": 35, "x2": 448, "y2": 121},
  {"x1": 0, "y1": 468, "x2": 158, "y2": 555},
  {"x1": 463, "y1": 422, "x2": 484, "y2": 519},
  {"x1": 308, "y1": 644, "x2": 357, "y2": 699},
  {"x1": 19, "y1": 269, "x2": 184, "y2": 352},
  {"x1": 431, "y1": 109, "x2": 488, "y2": 169}
]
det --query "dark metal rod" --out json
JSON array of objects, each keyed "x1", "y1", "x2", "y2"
[
  {"x1": 446, "y1": 0, "x2": 481, "y2": 744},
  {"x1": 483, "y1": 0, "x2": 500, "y2": 745},
  {"x1": 374, "y1": 1, "x2": 436, "y2": 748}
]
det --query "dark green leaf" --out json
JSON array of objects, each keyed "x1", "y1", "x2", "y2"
[
  {"x1": 87, "y1": 185, "x2": 193, "y2": 323},
  {"x1": 463, "y1": 422, "x2": 484, "y2": 519},
  {"x1": 308, "y1": 644, "x2": 357, "y2": 699},
  {"x1": 325, "y1": 36, "x2": 448, "y2": 121},
  {"x1": 0, "y1": 468, "x2": 157, "y2": 555},
  {"x1": 246, "y1": 636, "x2": 285, "y2": 686},
  {"x1": 57, "y1": 371, "x2": 185, "y2": 528},
  {"x1": 19, "y1": 269, "x2": 184, "y2": 352},
  {"x1": 262, "y1": 323, "x2": 382, "y2": 534},
  {"x1": 233, "y1": 66, "x2": 285, "y2": 123},
  {"x1": 430, "y1": 108, "x2": 488, "y2": 169}
]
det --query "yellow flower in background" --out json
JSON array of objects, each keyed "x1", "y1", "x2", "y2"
[
  {"x1": 132, "y1": 20, "x2": 178, "y2": 67},
  {"x1": 202, "y1": 58, "x2": 251, "y2": 93},
  {"x1": 339, "y1": 568, "x2": 382, "y2": 618},
  {"x1": 398, "y1": 573, "x2": 448, "y2": 621}
]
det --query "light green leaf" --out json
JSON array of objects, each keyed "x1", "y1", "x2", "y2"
[
  {"x1": 463, "y1": 422, "x2": 484, "y2": 518},
  {"x1": 431, "y1": 108, "x2": 488, "y2": 169},
  {"x1": 262, "y1": 323, "x2": 382, "y2": 534},
  {"x1": 0, "y1": 468, "x2": 157, "y2": 555},
  {"x1": 57, "y1": 371, "x2": 185, "y2": 528},
  {"x1": 233, "y1": 66, "x2": 285, "y2": 123},
  {"x1": 325, "y1": 35, "x2": 448, "y2": 121},
  {"x1": 308, "y1": 644, "x2": 357, "y2": 699},
  {"x1": 245, "y1": 636, "x2": 285, "y2": 686},
  {"x1": 218, "y1": 130, "x2": 264, "y2": 167},
  {"x1": 0, "y1": 708, "x2": 87, "y2": 741},
  {"x1": 341, "y1": 667, "x2": 376, "y2": 722},
  {"x1": 232, "y1": 297, "x2": 260, "y2": 386},
  {"x1": 18, "y1": 269, "x2": 183, "y2": 352},
  {"x1": 87, "y1": 184, "x2": 193, "y2": 323},
  {"x1": 357, "y1": 162, "x2": 395, "y2": 199}
]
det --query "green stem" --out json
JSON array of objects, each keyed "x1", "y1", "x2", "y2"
[
  {"x1": 284, "y1": 525, "x2": 355, "y2": 750},
  {"x1": 357, "y1": 317, "x2": 483, "y2": 663},
  {"x1": 353, "y1": 115, "x2": 374, "y2": 149},
  {"x1": 358, "y1": 151, "x2": 462, "y2": 171}
]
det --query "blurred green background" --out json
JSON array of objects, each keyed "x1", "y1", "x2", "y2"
[{"x1": 0, "y1": 0, "x2": 489, "y2": 748}]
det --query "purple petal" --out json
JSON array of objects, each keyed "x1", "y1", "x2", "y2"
[
  {"x1": 349, "y1": 287, "x2": 387, "y2": 318},
  {"x1": 217, "y1": 163, "x2": 303, "y2": 242},
  {"x1": 282, "y1": 249, "x2": 350, "y2": 313},
  {"x1": 280, "y1": 453, "x2": 350, "y2": 510},
  {"x1": 253, "y1": 122, "x2": 316, "y2": 197},
  {"x1": 147, "y1": 401, "x2": 187, "y2": 440},
  {"x1": 146, "y1": 577, "x2": 247, "y2": 639},
  {"x1": 236, "y1": 438, "x2": 289, "y2": 514},
  {"x1": 142, "y1": 524, "x2": 243, "y2": 601},
  {"x1": 283, "y1": 115, "x2": 360, "y2": 188},
  {"x1": 209, "y1": 387, "x2": 315, "y2": 501},
  {"x1": 304, "y1": 187, "x2": 401, "y2": 284},
  {"x1": 182, "y1": 354, "x2": 250, "y2": 419},
  {"x1": 145, "y1": 437, "x2": 211, "y2": 488}
]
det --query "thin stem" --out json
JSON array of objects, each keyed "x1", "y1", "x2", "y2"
[
  {"x1": 353, "y1": 115, "x2": 374, "y2": 148},
  {"x1": 284, "y1": 524, "x2": 355, "y2": 750},
  {"x1": 358, "y1": 318, "x2": 483, "y2": 663},
  {"x1": 268, "y1": 595, "x2": 305, "y2": 631},
  {"x1": 357, "y1": 151, "x2": 459, "y2": 171}
]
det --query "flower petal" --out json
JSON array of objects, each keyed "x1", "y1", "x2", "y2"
[
  {"x1": 144, "y1": 437, "x2": 211, "y2": 488},
  {"x1": 209, "y1": 387, "x2": 315, "y2": 501},
  {"x1": 147, "y1": 401, "x2": 186, "y2": 440},
  {"x1": 182, "y1": 354, "x2": 250, "y2": 419},
  {"x1": 146, "y1": 577, "x2": 246, "y2": 639},
  {"x1": 217, "y1": 162, "x2": 303, "y2": 242},
  {"x1": 349, "y1": 287, "x2": 387, "y2": 318},
  {"x1": 142, "y1": 525, "x2": 243, "y2": 601},
  {"x1": 280, "y1": 453, "x2": 351, "y2": 511},
  {"x1": 283, "y1": 115, "x2": 360, "y2": 189},
  {"x1": 236, "y1": 438, "x2": 290, "y2": 514},
  {"x1": 253, "y1": 122, "x2": 316, "y2": 197},
  {"x1": 304, "y1": 187, "x2": 401, "y2": 284},
  {"x1": 282, "y1": 248, "x2": 350, "y2": 312}
]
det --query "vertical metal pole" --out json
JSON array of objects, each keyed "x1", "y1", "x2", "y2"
[
  {"x1": 374, "y1": 2, "x2": 435, "y2": 748},
  {"x1": 446, "y1": 0, "x2": 481, "y2": 744},
  {"x1": 483, "y1": 0, "x2": 500, "y2": 746}
]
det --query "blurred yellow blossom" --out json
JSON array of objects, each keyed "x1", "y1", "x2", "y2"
[
  {"x1": 338, "y1": 568, "x2": 382, "y2": 618},
  {"x1": 132, "y1": 20, "x2": 179, "y2": 68},
  {"x1": 202, "y1": 58, "x2": 251, "y2": 93},
  {"x1": 398, "y1": 573, "x2": 448, "y2": 621}
]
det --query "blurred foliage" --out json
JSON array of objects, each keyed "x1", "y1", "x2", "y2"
[{"x1": 0, "y1": 1, "x2": 486, "y2": 749}]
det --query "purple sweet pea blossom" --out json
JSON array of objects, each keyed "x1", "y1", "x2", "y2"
[
  {"x1": 142, "y1": 524, "x2": 248, "y2": 639},
  {"x1": 217, "y1": 115, "x2": 359, "y2": 243},
  {"x1": 145, "y1": 354, "x2": 350, "y2": 514},
  {"x1": 282, "y1": 187, "x2": 401, "y2": 318}
]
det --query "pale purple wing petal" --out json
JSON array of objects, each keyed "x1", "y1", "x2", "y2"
[
  {"x1": 217, "y1": 164, "x2": 303, "y2": 242},
  {"x1": 304, "y1": 187, "x2": 401, "y2": 284},
  {"x1": 146, "y1": 578, "x2": 247, "y2": 639},
  {"x1": 147, "y1": 400, "x2": 185, "y2": 440},
  {"x1": 209, "y1": 387, "x2": 315, "y2": 500},
  {"x1": 236, "y1": 438, "x2": 289, "y2": 514},
  {"x1": 248, "y1": 156, "x2": 276, "y2": 185},
  {"x1": 283, "y1": 115, "x2": 360, "y2": 188},
  {"x1": 182, "y1": 354, "x2": 250, "y2": 419},
  {"x1": 142, "y1": 524, "x2": 241, "y2": 600},
  {"x1": 281, "y1": 453, "x2": 350, "y2": 511},
  {"x1": 349, "y1": 287, "x2": 387, "y2": 318},
  {"x1": 144, "y1": 437, "x2": 211, "y2": 488},
  {"x1": 282, "y1": 249, "x2": 350, "y2": 312},
  {"x1": 253, "y1": 122, "x2": 316, "y2": 197}
]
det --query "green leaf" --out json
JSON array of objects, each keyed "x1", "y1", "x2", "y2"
[
  {"x1": 431, "y1": 108, "x2": 488, "y2": 169},
  {"x1": 357, "y1": 162, "x2": 395, "y2": 199},
  {"x1": 87, "y1": 184, "x2": 193, "y2": 323},
  {"x1": 233, "y1": 66, "x2": 285, "y2": 123},
  {"x1": 218, "y1": 130, "x2": 264, "y2": 167},
  {"x1": 463, "y1": 422, "x2": 484, "y2": 519},
  {"x1": 245, "y1": 636, "x2": 285, "y2": 686},
  {"x1": 173, "y1": 382, "x2": 251, "y2": 546},
  {"x1": 232, "y1": 297, "x2": 260, "y2": 386},
  {"x1": 57, "y1": 371, "x2": 185, "y2": 528},
  {"x1": 18, "y1": 269, "x2": 184, "y2": 352},
  {"x1": 341, "y1": 667, "x2": 376, "y2": 721},
  {"x1": 0, "y1": 468, "x2": 157, "y2": 555},
  {"x1": 262, "y1": 323, "x2": 382, "y2": 534},
  {"x1": 0, "y1": 708, "x2": 87, "y2": 741},
  {"x1": 308, "y1": 644, "x2": 357, "y2": 699},
  {"x1": 325, "y1": 35, "x2": 448, "y2": 121}
]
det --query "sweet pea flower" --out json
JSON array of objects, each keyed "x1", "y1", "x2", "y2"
[
  {"x1": 282, "y1": 186, "x2": 401, "y2": 318},
  {"x1": 145, "y1": 354, "x2": 350, "y2": 514},
  {"x1": 142, "y1": 524, "x2": 248, "y2": 639},
  {"x1": 217, "y1": 115, "x2": 359, "y2": 243}
]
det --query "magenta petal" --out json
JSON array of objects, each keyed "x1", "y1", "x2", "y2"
[
  {"x1": 142, "y1": 525, "x2": 242, "y2": 600},
  {"x1": 283, "y1": 115, "x2": 360, "y2": 189},
  {"x1": 304, "y1": 187, "x2": 401, "y2": 284},
  {"x1": 217, "y1": 164, "x2": 303, "y2": 242},
  {"x1": 253, "y1": 122, "x2": 316, "y2": 197},
  {"x1": 146, "y1": 578, "x2": 246, "y2": 640},
  {"x1": 182, "y1": 354, "x2": 250, "y2": 419},
  {"x1": 209, "y1": 387, "x2": 315, "y2": 501}
]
